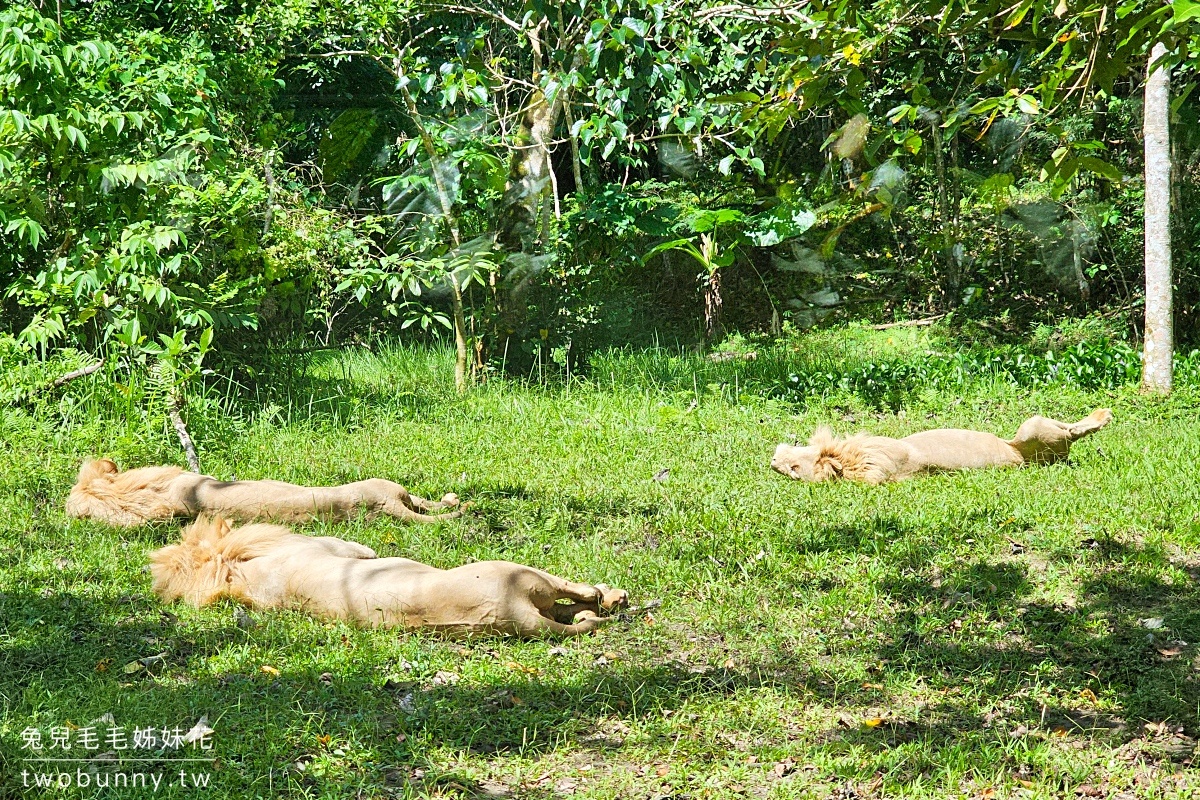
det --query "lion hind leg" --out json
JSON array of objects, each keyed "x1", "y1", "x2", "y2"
[
  {"x1": 367, "y1": 479, "x2": 464, "y2": 521},
  {"x1": 538, "y1": 577, "x2": 628, "y2": 609},
  {"x1": 523, "y1": 610, "x2": 611, "y2": 638},
  {"x1": 527, "y1": 575, "x2": 628, "y2": 623},
  {"x1": 547, "y1": 600, "x2": 598, "y2": 624},
  {"x1": 563, "y1": 582, "x2": 628, "y2": 612},
  {"x1": 1010, "y1": 409, "x2": 1113, "y2": 464},
  {"x1": 394, "y1": 506, "x2": 467, "y2": 523},
  {"x1": 405, "y1": 492, "x2": 460, "y2": 512},
  {"x1": 550, "y1": 579, "x2": 602, "y2": 604},
  {"x1": 377, "y1": 496, "x2": 468, "y2": 524},
  {"x1": 1067, "y1": 408, "x2": 1113, "y2": 438}
]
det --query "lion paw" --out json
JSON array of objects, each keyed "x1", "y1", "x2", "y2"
[{"x1": 595, "y1": 584, "x2": 629, "y2": 611}]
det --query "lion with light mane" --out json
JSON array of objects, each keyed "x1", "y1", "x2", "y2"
[
  {"x1": 67, "y1": 459, "x2": 464, "y2": 526},
  {"x1": 771, "y1": 409, "x2": 1112, "y2": 484},
  {"x1": 149, "y1": 517, "x2": 629, "y2": 637}
]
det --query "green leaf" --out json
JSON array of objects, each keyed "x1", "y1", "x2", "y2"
[
  {"x1": 1173, "y1": 0, "x2": 1200, "y2": 23},
  {"x1": 1077, "y1": 156, "x2": 1122, "y2": 182},
  {"x1": 968, "y1": 97, "x2": 1000, "y2": 115},
  {"x1": 1003, "y1": 0, "x2": 1035, "y2": 28},
  {"x1": 642, "y1": 238, "x2": 702, "y2": 264},
  {"x1": 712, "y1": 92, "x2": 761, "y2": 104}
]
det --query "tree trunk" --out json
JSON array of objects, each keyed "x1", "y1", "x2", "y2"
[
  {"x1": 1142, "y1": 42, "x2": 1172, "y2": 394},
  {"x1": 450, "y1": 280, "x2": 470, "y2": 392},
  {"x1": 496, "y1": 26, "x2": 577, "y2": 253},
  {"x1": 928, "y1": 115, "x2": 958, "y2": 306},
  {"x1": 399, "y1": 83, "x2": 471, "y2": 394},
  {"x1": 563, "y1": 98, "x2": 584, "y2": 194},
  {"x1": 497, "y1": 88, "x2": 559, "y2": 251},
  {"x1": 703, "y1": 269, "x2": 723, "y2": 340}
]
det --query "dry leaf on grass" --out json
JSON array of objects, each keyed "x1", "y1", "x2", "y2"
[{"x1": 505, "y1": 661, "x2": 540, "y2": 675}]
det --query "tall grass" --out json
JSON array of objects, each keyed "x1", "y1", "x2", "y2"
[
  {"x1": 2, "y1": 325, "x2": 1199, "y2": 799},
  {"x1": 590, "y1": 327, "x2": 1200, "y2": 409}
]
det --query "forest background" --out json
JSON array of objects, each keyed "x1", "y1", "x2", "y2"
[{"x1": 3, "y1": 0, "x2": 1200, "y2": 399}]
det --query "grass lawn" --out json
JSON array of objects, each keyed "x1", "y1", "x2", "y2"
[{"x1": 2, "y1": 325, "x2": 1199, "y2": 798}]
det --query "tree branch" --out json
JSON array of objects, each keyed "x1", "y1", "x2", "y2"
[
  {"x1": 51, "y1": 360, "x2": 104, "y2": 388},
  {"x1": 169, "y1": 397, "x2": 202, "y2": 473}
]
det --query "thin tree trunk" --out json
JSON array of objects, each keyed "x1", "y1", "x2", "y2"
[
  {"x1": 1142, "y1": 42, "x2": 1172, "y2": 394},
  {"x1": 450, "y1": 281, "x2": 470, "y2": 391},
  {"x1": 929, "y1": 115, "x2": 957, "y2": 306},
  {"x1": 262, "y1": 150, "x2": 276, "y2": 238},
  {"x1": 169, "y1": 396, "x2": 202, "y2": 473},
  {"x1": 950, "y1": 130, "x2": 963, "y2": 296},
  {"x1": 399, "y1": 82, "x2": 471, "y2": 394},
  {"x1": 704, "y1": 270, "x2": 723, "y2": 340},
  {"x1": 563, "y1": 99, "x2": 584, "y2": 193},
  {"x1": 556, "y1": 0, "x2": 584, "y2": 195}
]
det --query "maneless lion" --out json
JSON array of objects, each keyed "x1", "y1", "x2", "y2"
[
  {"x1": 67, "y1": 459, "x2": 464, "y2": 526},
  {"x1": 771, "y1": 408, "x2": 1113, "y2": 484},
  {"x1": 149, "y1": 517, "x2": 629, "y2": 637}
]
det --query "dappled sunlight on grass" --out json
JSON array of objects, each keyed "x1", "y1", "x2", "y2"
[{"x1": 3, "y1": 331, "x2": 1200, "y2": 797}]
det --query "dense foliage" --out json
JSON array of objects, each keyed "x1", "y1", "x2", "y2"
[{"x1": 3, "y1": 0, "x2": 1200, "y2": 389}]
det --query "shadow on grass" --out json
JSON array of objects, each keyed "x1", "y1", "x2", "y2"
[
  {"x1": 2, "y1": 516, "x2": 1197, "y2": 797},
  {"x1": 783, "y1": 513, "x2": 1200, "y2": 781},
  {"x1": 239, "y1": 347, "x2": 458, "y2": 427},
  {"x1": 0, "y1": 590, "x2": 243, "y2": 693},
  {"x1": 0, "y1": 587, "x2": 778, "y2": 797},
  {"x1": 454, "y1": 483, "x2": 662, "y2": 541}
]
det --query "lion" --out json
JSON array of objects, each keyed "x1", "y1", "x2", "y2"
[
  {"x1": 67, "y1": 458, "x2": 464, "y2": 527},
  {"x1": 148, "y1": 517, "x2": 630, "y2": 637},
  {"x1": 771, "y1": 408, "x2": 1113, "y2": 484}
]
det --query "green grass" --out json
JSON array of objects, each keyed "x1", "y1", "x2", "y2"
[{"x1": 2, "y1": 327, "x2": 1200, "y2": 798}]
